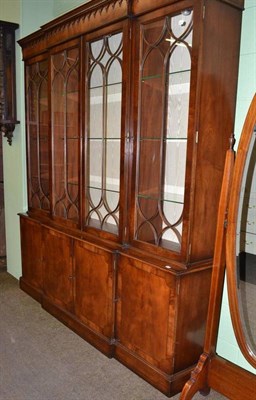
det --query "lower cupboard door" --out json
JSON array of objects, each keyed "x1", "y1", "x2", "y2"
[
  {"x1": 73, "y1": 240, "x2": 115, "y2": 339},
  {"x1": 116, "y1": 254, "x2": 177, "y2": 374},
  {"x1": 20, "y1": 216, "x2": 43, "y2": 292},
  {"x1": 42, "y1": 228, "x2": 73, "y2": 312}
]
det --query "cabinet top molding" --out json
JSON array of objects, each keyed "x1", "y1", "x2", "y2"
[
  {"x1": 18, "y1": 0, "x2": 244, "y2": 59},
  {"x1": 18, "y1": 0, "x2": 128, "y2": 59}
]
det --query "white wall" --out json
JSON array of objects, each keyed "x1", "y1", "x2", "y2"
[{"x1": 216, "y1": 0, "x2": 256, "y2": 374}]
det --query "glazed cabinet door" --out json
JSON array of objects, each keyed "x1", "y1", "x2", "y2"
[
  {"x1": 83, "y1": 22, "x2": 129, "y2": 241},
  {"x1": 115, "y1": 253, "x2": 178, "y2": 393},
  {"x1": 51, "y1": 39, "x2": 80, "y2": 227},
  {"x1": 74, "y1": 240, "x2": 116, "y2": 346},
  {"x1": 25, "y1": 55, "x2": 50, "y2": 214},
  {"x1": 42, "y1": 227, "x2": 73, "y2": 312},
  {"x1": 132, "y1": 5, "x2": 194, "y2": 256},
  {"x1": 20, "y1": 216, "x2": 42, "y2": 301}
]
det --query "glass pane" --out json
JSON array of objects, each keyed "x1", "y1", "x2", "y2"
[
  {"x1": 167, "y1": 70, "x2": 190, "y2": 139},
  {"x1": 164, "y1": 140, "x2": 187, "y2": 204},
  {"x1": 106, "y1": 139, "x2": 120, "y2": 192},
  {"x1": 26, "y1": 60, "x2": 49, "y2": 211},
  {"x1": 106, "y1": 83, "x2": 122, "y2": 138},
  {"x1": 171, "y1": 10, "x2": 193, "y2": 40},
  {"x1": 108, "y1": 32, "x2": 123, "y2": 55},
  {"x1": 89, "y1": 139, "x2": 103, "y2": 189},
  {"x1": 141, "y1": 47, "x2": 165, "y2": 79},
  {"x1": 85, "y1": 31, "x2": 123, "y2": 235},
  {"x1": 89, "y1": 83, "x2": 103, "y2": 138},
  {"x1": 135, "y1": 8, "x2": 193, "y2": 250},
  {"x1": 237, "y1": 128, "x2": 256, "y2": 355},
  {"x1": 107, "y1": 58, "x2": 122, "y2": 85},
  {"x1": 138, "y1": 139, "x2": 161, "y2": 198},
  {"x1": 52, "y1": 47, "x2": 79, "y2": 223}
]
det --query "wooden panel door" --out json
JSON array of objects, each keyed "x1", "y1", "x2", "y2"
[
  {"x1": 116, "y1": 253, "x2": 177, "y2": 375},
  {"x1": 74, "y1": 240, "x2": 116, "y2": 340},
  {"x1": 42, "y1": 227, "x2": 73, "y2": 312},
  {"x1": 19, "y1": 216, "x2": 42, "y2": 301},
  {"x1": 131, "y1": 5, "x2": 194, "y2": 257},
  {"x1": 84, "y1": 21, "x2": 130, "y2": 243}
]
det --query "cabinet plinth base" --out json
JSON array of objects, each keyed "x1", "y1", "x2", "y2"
[
  {"x1": 19, "y1": 277, "x2": 42, "y2": 303},
  {"x1": 42, "y1": 296, "x2": 115, "y2": 358},
  {"x1": 19, "y1": 279, "x2": 115, "y2": 358},
  {"x1": 114, "y1": 343, "x2": 193, "y2": 397}
]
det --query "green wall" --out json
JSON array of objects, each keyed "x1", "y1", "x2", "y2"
[
  {"x1": 53, "y1": 0, "x2": 88, "y2": 16},
  {"x1": 2, "y1": 0, "x2": 88, "y2": 279},
  {"x1": 2, "y1": 0, "x2": 54, "y2": 280}
]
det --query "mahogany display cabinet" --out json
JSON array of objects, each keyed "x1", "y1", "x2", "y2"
[{"x1": 18, "y1": 0, "x2": 244, "y2": 396}]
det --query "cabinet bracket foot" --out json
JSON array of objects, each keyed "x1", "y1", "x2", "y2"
[{"x1": 180, "y1": 352, "x2": 210, "y2": 400}]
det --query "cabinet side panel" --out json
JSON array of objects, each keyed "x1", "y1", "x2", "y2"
[
  {"x1": 74, "y1": 240, "x2": 115, "y2": 339},
  {"x1": 190, "y1": 0, "x2": 242, "y2": 261},
  {"x1": 174, "y1": 267, "x2": 212, "y2": 371}
]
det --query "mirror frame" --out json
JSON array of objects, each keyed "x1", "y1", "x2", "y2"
[{"x1": 226, "y1": 93, "x2": 256, "y2": 369}]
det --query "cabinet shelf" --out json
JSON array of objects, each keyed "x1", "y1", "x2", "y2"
[
  {"x1": 90, "y1": 81, "x2": 122, "y2": 90},
  {"x1": 32, "y1": 176, "x2": 49, "y2": 181},
  {"x1": 90, "y1": 93, "x2": 121, "y2": 105},
  {"x1": 53, "y1": 90, "x2": 78, "y2": 95},
  {"x1": 141, "y1": 69, "x2": 191, "y2": 82},
  {"x1": 29, "y1": 122, "x2": 48, "y2": 127},
  {"x1": 88, "y1": 137, "x2": 121, "y2": 141},
  {"x1": 139, "y1": 137, "x2": 187, "y2": 141},
  {"x1": 53, "y1": 135, "x2": 80, "y2": 139},
  {"x1": 137, "y1": 192, "x2": 184, "y2": 205},
  {"x1": 52, "y1": 124, "x2": 79, "y2": 129},
  {"x1": 65, "y1": 181, "x2": 79, "y2": 186},
  {"x1": 31, "y1": 136, "x2": 48, "y2": 141},
  {"x1": 88, "y1": 185, "x2": 120, "y2": 194},
  {"x1": 241, "y1": 230, "x2": 256, "y2": 236}
]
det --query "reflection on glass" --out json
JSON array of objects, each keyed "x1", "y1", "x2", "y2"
[
  {"x1": 86, "y1": 32, "x2": 123, "y2": 235},
  {"x1": 135, "y1": 9, "x2": 193, "y2": 250},
  {"x1": 236, "y1": 127, "x2": 256, "y2": 356}
]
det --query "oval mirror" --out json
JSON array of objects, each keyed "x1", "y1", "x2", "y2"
[{"x1": 226, "y1": 94, "x2": 256, "y2": 369}]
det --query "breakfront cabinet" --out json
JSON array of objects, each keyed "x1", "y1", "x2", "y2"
[{"x1": 19, "y1": 0, "x2": 244, "y2": 396}]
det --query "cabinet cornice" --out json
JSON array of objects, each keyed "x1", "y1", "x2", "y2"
[{"x1": 19, "y1": 0, "x2": 129, "y2": 59}]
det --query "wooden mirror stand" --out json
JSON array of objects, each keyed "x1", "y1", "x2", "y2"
[{"x1": 180, "y1": 94, "x2": 256, "y2": 400}]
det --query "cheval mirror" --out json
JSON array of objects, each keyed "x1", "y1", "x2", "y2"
[{"x1": 180, "y1": 94, "x2": 256, "y2": 400}]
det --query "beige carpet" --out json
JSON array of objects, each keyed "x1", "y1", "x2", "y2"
[{"x1": 0, "y1": 272, "x2": 227, "y2": 400}]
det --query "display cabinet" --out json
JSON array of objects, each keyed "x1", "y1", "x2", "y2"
[{"x1": 18, "y1": 0, "x2": 244, "y2": 396}]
